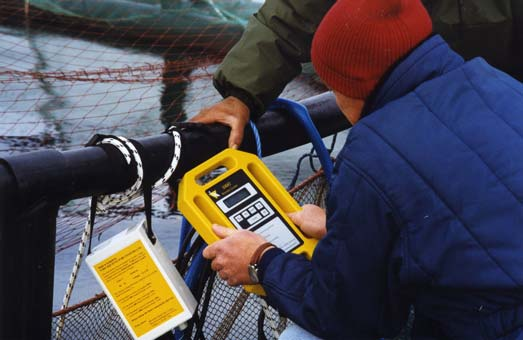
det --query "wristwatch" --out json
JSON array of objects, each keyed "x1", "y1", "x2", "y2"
[{"x1": 248, "y1": 242, "x2": 275, "y2": 284}]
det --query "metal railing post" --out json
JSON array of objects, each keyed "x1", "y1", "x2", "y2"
[{"x1": 0, "y1": 154, "x2": 64, "y2": 339}]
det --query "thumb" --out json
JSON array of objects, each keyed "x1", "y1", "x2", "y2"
[
  {"x1": 228, "y1": 124, "x2": 244, "y2": 149},
  {"x1": 212, "y1": 224, "x2": 236, "y2": 239},
  {"x1": 287, "y1": 211, "x2": 302, "y2": 225}
]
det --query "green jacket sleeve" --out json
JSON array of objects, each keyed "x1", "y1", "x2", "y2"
[{"x1": 213, "y1": 0, "x2": 335, "y2": 118}]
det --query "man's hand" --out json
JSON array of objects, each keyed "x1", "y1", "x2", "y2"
[
  {"x1": 191, "y1": 96, "x2": 250, "y2": 149},
  {"x1": 202, "y1": 225, "x2": 267, "y2": 286},
  {"x1": 288, "y1": 204, "x2": 327, "y2": 240}
]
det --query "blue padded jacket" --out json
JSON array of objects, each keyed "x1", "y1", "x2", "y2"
[{"x1": 258, "y1": 35, "x2": 523, "y2": 340}]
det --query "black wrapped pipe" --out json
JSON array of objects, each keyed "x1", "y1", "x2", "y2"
[{"x1": 1, "y1": 92, "x2": 348, "y2": 207}]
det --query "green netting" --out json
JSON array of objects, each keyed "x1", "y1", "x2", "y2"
[{"x1": 26, "y1": 0, "x2": 258, "y2": 31}]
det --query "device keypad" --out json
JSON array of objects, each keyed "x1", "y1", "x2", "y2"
[{"x1": 232, "y1": 198, "x2": 273, "y2": 230}]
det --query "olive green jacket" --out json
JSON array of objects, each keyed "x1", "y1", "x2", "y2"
[{"x1": 214, "y1": 0, "x2": 523, "y2": 117}]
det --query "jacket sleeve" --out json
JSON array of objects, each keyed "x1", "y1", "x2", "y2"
[
  {"x1": 213, "y1": 0, "x2": 335, "y2": 118},
  {"x1": 258, "y1": 159, "x2": 406, "y2": 338}
]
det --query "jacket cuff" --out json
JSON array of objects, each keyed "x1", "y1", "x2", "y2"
[
  {"x1": 257, "y1": 247, "x2": 285, "y2": 283},
  {"x1": 212, "y1": 78, "x2": 265, "y2": 119}
]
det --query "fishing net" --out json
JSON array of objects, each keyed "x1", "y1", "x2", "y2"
[
  {"x1": 0, "y1": 2, "x2": 333, "y2": 338},
  {"x1": 51, "y1": 171, "x2": 328, "y2": 340},
  {"x1": 0, "y1": 0, "x2": 327, "y2": 255}
]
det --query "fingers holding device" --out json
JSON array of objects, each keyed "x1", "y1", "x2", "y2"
[{"x1": 178, "y1": 149, "x2": 317, "y2": 294}]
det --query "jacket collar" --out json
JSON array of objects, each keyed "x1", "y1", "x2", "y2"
[{"x1": 367, "y1": 35, "x2": 465, "y2": 113}]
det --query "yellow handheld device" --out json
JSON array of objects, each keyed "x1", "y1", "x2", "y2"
[{"x1": 178, "y1": 148, "x2": 317, "y2": 294}]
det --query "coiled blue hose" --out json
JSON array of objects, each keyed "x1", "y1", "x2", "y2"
[{"x1": 268, "y1": 98, "x2": 333, "y2": 182}]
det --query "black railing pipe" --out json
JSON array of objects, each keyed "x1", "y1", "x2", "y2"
[{"x1": 0, "y1": 92, "x2": 348, "y2": 339}]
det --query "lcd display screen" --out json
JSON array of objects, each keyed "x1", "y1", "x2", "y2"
[{"x1": 223, "y1": 188, "x2": 250, "y2": 208}]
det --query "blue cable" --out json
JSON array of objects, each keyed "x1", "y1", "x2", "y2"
[
  {"x1": 176, "y1": 219, "x2": 204, "y2": 340},
  {"x1": 177, "y1": 217, "x2": 192, "y2": 258},
  {"x1": 249, "y1": 120, "x2": 263, "y2": 158},
  {"x1": 268, "y1": 98, "x2": 333, "y2": 182},
  {"x1": 184, "y1": 248, "x2": 206, "y2": 289}
]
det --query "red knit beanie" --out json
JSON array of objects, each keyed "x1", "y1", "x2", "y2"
[{"x1": 311, "y1": 0, "x2": 432, "y2": 99}]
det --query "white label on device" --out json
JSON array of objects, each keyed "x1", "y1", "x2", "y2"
[{"x1": 255, "y1": 217, "x2": 300, "y2": 252}]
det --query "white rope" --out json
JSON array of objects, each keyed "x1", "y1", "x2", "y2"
[
  {"x1": 55, "y1": 129, "x2": 181, "y2": 339},
  {"x1": 154, "y1": 129, "x2": 182, "y2": 188},
  {"x1": 259, "y1": 297, "x2": 282, "y2": 339},
  {"x1": 97, "y1": 136, "x2": 144, "y2": 211},
  {"x1": 54, "y1": 197, "x2": 96, "y2": 340}
]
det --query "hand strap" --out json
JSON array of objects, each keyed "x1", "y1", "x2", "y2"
[{"x1": 250, "y1": 242, "x2": 275, "y2": 266}]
